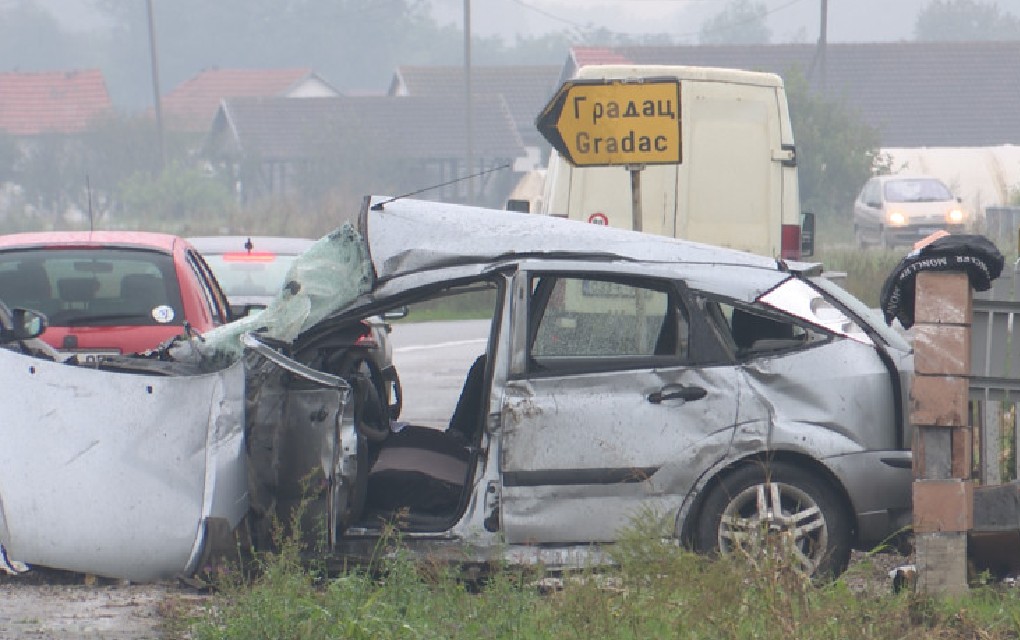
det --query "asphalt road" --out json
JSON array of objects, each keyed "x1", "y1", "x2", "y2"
[{"x1": 388, "y1": 319, "x2": 489, "y2": 428}]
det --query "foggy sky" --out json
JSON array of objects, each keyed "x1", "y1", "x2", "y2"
[
  {"x1": 430, "y1": 0, "x2": 1012, "y2": 43},
  {"x1": 36, "y1": 0, "x2": 1015, "y2": 44}
]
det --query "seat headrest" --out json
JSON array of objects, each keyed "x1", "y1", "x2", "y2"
[{"x1": 57, "y1": 277, "x2": 100, "y2": 303}]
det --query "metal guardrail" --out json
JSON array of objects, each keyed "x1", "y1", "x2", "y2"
[
  {"x1": 971, "y1": 265, "x2": 1020, "y2": 484},
  {"x1": 984, "y1": 206, "x2": 1020, "y2": 243}
]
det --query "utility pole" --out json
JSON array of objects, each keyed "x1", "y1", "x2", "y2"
[
  {"x1": 464, "y1": 0, "x2": 474, "y2": 204},
  {"x1": 818, "y1": 0, "x2": 828, "y2": 90},
  {"x1": 146, "y1": 0, "x2": 166, "y2": 173}
]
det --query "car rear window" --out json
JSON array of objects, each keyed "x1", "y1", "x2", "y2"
[
  {"x1": 0, "y1": 248, "x2": 185, "y2": 327},
  {"x1": 202, "y1": 253, "x2": 299, "y2": 299}
]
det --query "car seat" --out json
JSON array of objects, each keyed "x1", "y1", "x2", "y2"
[
  {"x1": 730, "y1": 308, "x2": 794, "y2": 351},
  {"x1": 119, "y1": 273, "x2": 164, "y2": 317},
  {"x1": 57, "y1": 277, "x2": 99, "y2": 307},
  {"x1": 0, "y1": 262, "x2": 55, "y2": 316}
]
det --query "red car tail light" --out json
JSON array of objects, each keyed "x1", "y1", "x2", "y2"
[{"x1": 222, "y1": 252, "x2": 277, "y2": 263}]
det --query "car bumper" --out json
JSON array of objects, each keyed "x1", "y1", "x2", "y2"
[
  {"x1": 826, "y1": 450, "x2": 913, "y2": 546},
  {"x1": 885, "y1": 224, "x2": 967, "y2": 245}
]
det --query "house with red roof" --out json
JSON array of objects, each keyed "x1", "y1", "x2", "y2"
[
  {"x1": 161, "y1": 68, "x2": 339, "y2": 133},
  {"x1": 0, "y1": 69, "x2": 112, "y2": 137}
]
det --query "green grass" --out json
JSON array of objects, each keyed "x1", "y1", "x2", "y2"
[
  {"x1": 814, "y1": 246, "x2": 905, "y2": 308},
  {"x1": 394, "y1": 289, "x2": 498, "y2": 323},
  {"x1": 170, "y1": 520, "x2": 1020, "y2": 640}
]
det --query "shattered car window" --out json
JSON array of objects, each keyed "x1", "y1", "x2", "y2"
[
  {"x1": 529, "y1": 275, "x2": 688, "y2": 362},
  {"x1": 700, "y1": 295, "x2": 827, "y2": 355},
  {"x1": 758, "y1": 277, "x2": 873, "y2": 345}
]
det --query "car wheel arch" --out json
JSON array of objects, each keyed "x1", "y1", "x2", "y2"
[{"x1": 676, "y1": 450, "x2": 858, "y2": 549}]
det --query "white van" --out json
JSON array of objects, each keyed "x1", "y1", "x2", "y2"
[{"x1": 534, "y1": 65, "x2": 811, "y2": 260}]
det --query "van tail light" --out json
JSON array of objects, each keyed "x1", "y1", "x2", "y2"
[{"x1": 780, "y1": 224, "x2": 801, "y2": 260}]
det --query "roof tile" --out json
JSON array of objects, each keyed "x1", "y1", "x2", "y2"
[
  {"x1": 161, "y1": 67, "x2": 331, "y2": 131},
  {"x1": 0, "y1": 69, "x2": 112, "y2": 136}
]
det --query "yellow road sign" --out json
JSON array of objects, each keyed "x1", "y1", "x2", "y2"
[{"x1": 536, "y1": 78, "x2": 681, "y2": 167}]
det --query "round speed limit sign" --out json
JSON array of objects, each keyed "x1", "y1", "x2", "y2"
[{"x1": 588, "y1": 212, "x2": 609, "y2": 225}]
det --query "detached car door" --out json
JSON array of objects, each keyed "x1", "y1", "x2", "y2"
[{"x1": 499, "y1": 269, "x2": 743, "y2": 544}]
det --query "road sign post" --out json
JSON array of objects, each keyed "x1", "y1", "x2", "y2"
[
  {"x1": 536, "y1": 77, "x2": 681, "y2": 235},
  {"x1": 536, "y1": 77, "x2": 681, "y2": 168}
]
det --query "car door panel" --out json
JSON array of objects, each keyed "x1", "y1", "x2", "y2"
[{"x1": 500, "y1": 366, "x2": 742, "y2": 543}]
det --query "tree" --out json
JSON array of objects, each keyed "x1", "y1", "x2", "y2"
[
  {"x1": 0, "y1": 133, "x2": 18, "y2": 185},
  {"x1": 783, "y1": 70, "x2": 879, "y2": 220},
  {"x1": 915, "y1": 0, "x2": 1020, "y2": 41},
  {"x1": 698, "y1": 0, "x2": 771, "y2": 45},
  {"x1": 0, "y1": 1, "x2": 98, "y2": 72}
]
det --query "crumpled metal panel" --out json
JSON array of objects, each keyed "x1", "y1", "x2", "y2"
[
  {"x1": 0, "y1": 348, "x2": 246, "y2": 581},
  {"x1": 362, "y1": 196, "x2": 816, "y2": 282},
  {"x1": 242, "y1": 333, "x2": 354, "y2": 548},
  {"x1": 741, "y1": 339, "x2": 900, "y2": 453}
]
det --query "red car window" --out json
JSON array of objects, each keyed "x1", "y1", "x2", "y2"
[{"x1": 0, "y1": 248, "x2": 184, "y2": 327}]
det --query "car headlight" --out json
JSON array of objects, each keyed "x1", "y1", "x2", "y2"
[
  {"x1": 886, "y1": 210, "x2": 907, "y2": 226},
  {"x1": 946, "y1": 207, "x2": 966, "y2": 224}
]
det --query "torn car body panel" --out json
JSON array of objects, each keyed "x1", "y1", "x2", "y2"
[{"x1": 0, "y1": 349, "x2": 246, "y2": 581}]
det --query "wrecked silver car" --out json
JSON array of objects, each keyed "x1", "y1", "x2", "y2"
[{"x1": 0, "y1": 196, "x2": 913, "y2": 580}]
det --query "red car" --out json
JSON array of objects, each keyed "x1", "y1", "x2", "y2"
[{"x1": 0, "y1": 231, "x2": 231, "y2": 359}]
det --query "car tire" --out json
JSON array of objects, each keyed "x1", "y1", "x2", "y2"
[{"x1": 693, "y1": 461, "x2": 851, "y2": 577}]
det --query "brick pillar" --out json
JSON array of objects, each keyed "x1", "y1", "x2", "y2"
[{"x1": 910, "y1": 271, "x2": 973, "y2": 596}]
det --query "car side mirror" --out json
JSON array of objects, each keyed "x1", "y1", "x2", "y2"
[
  {"x1": 383, "y1": 306, "x2": 409, "y2": 321},
  {"x1": 2, "y1": 308, "x2": 47, "y2": 342},
  {"x1": 800, "y1": 212, "x2": 815, "y2": 258}
]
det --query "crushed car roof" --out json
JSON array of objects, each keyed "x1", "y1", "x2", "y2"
[
  {"x1": 195, "y1": 196, "x2": 818, "y2": 361},
  {"x1": 361, "y1": 196, "x2": 814, "y2": 282}
]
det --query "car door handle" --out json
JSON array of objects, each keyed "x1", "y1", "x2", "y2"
[{"x1": 648, "y1": 384, "x2": 707, "y2": 404}]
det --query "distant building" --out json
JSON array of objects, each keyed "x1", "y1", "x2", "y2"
[
  {"x1": 388, "y1": 65, "x2": 561, "y2": 170},
  {"x1": 161, "y1": 68, "x2": 339, "y2": 133},
  {"x1": 0, "y1": 69, "x2": 112, "y2": 137},
  {"x1": 203, "y1": 95, "x2": 526, "y2": 207}
]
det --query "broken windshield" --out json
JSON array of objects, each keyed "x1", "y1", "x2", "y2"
[{"x1": 178, "y1": 224, "x2": 374, "y2": 364}]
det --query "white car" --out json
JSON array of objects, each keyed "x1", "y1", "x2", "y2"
[{"x1": 853, "y1": 174, "x2": 976, "y2": 249}]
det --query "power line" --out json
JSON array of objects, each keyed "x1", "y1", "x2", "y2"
[{"x1": 503, "y1": 0, "x2": 808, "y2": 39}]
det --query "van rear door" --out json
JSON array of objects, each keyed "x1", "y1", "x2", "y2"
[{"x1": 681, "y1": 81, "x2": 786, "y2": 257}]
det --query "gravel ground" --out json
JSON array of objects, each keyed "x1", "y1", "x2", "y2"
[{"x1": 0, "y1": 568, "x2": 204, "y2": 640}]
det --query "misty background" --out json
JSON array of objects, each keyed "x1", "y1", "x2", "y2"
[
  {"x1": 3, "y1": 0, "x2": 1016, "y2": 108},
  {"x1": 1, "y1": 0, "x2": 1019, "y2": 241}
]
